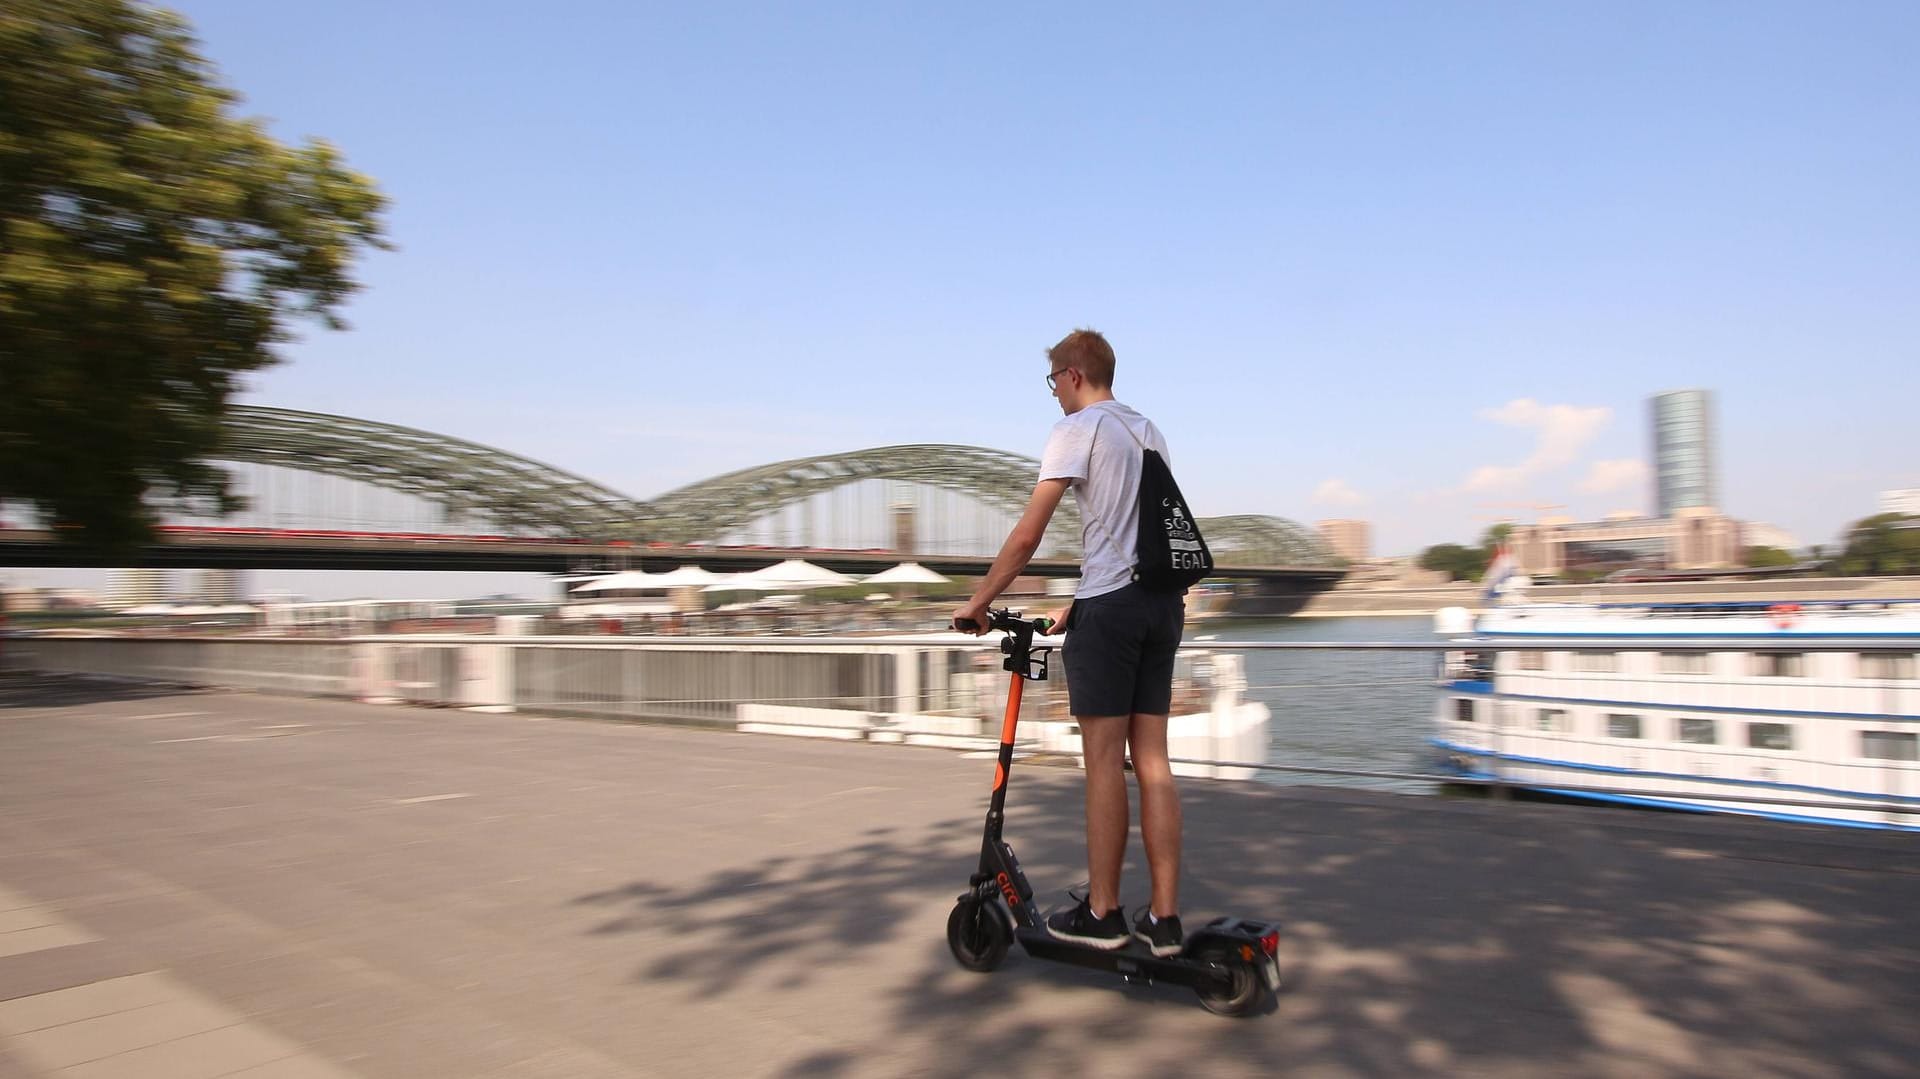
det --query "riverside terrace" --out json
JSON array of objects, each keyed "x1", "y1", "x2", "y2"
[{"x1": 0, "y1": 676, "x2": 1916, "y2": 1079}]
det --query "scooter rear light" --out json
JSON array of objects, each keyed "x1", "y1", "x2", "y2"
[{"x1": 1259, "y1": 930, "x2": 1279, "y2": 956}]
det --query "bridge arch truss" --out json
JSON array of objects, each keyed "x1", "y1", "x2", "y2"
[
  {"x1": 212, "y1": 407, "x2": 1339, "y2": 567},
  {"x1": 220, "y1": 407, "x2": 647, "y2": 537}
]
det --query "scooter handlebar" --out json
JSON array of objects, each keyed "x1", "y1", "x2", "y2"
[{"x1": 953, "y1": 609, "x2": 1053, "y2": 635}]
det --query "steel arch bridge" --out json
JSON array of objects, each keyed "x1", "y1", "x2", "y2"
[
  {"x1": 641, "y1": 445, "x2": 1088, "y2": 552},
  {"x1": 222, "y1": 407, "x2": 646, "y2": 537},
  {"x1": 216, "y1": 406, "x2": 1339, "y2": 567}
]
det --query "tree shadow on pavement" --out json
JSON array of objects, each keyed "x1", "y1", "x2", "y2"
[{"x1": 577, "y1": 772, "x2": 1920, "y2": 1079}]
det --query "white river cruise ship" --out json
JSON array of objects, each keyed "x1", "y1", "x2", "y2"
[{"x1": 1433, "y1": 593, "x2": 1920, "y2": 830}]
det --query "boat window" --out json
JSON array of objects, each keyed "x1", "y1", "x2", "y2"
[
  {"x1": 1535, "y1": 708, "x2": 1569, "y2": 733},
  {"x1": 1516, "y1": 651, "x2": 1546, "y2": 671},
  {"x1": 1862, "y1": 731, "x2": 1919, "y2": 761},
  {"x1": 1860, "y1": 653, "x2": 1918, "y2": 680},
  {"x1": 1575, "y1": 651, "x2": 1618, "y2": 673},
  {"x1": 1606, "y1": 713, "x2": 1643, "y2": 738},
  {"x1": 1454, "y1": 699, "x2": 1478, "y2": 724},
  {"x1": 1747, "y1": 722, "x2": 1794, "y2": 751},
  {"x1": 1755, "y1": 653, "x2": 1806, "y2": 678},
  {"x1": 1678, "y1": 718, "x2": 1718, "y2": 745},
  {"x1": 1661, "y1": 652, "x2": 1710, "y2": 675}
]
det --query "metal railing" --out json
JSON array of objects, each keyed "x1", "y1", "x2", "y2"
[
  {"x1": 11, "y1": 632, "x2": 1917, "y2": 827},
  {"x1": 14, "y1": 637, "x2": 358, "y2": 696}
]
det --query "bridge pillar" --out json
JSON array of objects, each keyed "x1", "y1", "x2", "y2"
[
  {"x1": 1225, "y1": 577, "x2": 1328, "y2": 617},
  {"x1": 891, "y1": 502, "x2": 916, "y2": 555}
]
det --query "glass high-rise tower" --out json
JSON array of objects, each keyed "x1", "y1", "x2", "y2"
[{"x1": 1651, "y1": 390, "x2": 1717, "y2": 517}]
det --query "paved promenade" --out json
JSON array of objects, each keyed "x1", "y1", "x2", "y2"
[{"x1": 0, "y1": 676, "x2": 1915, "y2": 1079}]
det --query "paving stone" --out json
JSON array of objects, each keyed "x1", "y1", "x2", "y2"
[
  {"x1": 9, "y1": 998, "x2": 237, "y2": 1070},
  {"x1": 0, "y1": 913, "x2": 55, "y2": 937},
  {"x1": 50, "y1": 1024, "x2": 295, "y2": 1079},
  {"x1": 0, "y1": 929, "x2": 94, "y2": 962},
  {"x1": 0, "y1": 975, "x2": 172, "y2": 1037},
  {"x1": 224, "y1": 1057, "x2": 359, "y2": 1079},
  {"x1": 0, "y1": 945, "x2": 142, "y2": 1006}
]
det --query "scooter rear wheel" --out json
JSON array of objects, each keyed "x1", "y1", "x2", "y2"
[
  {"x1": 1193, "y1": 946, "x2": 1267, "y2": 1017},
  {"x1": 946, "y1": 898, "x2": 1011, "y2": 972}
]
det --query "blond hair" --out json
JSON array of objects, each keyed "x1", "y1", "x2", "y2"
[{"x1": 1047, "y1": 328, "x2": 1115, "y2": 388}]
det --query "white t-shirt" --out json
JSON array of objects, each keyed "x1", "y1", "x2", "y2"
[{"x1": 1038, "y1": 400, "x2": 1170, "y2": 600}]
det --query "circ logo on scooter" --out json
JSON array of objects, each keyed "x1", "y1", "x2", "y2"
[{"x1": 995, "y1": 871, "x2": 1021, "y2": 907}]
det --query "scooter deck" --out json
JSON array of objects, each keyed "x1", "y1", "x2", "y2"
[{"x1": 1014, "y1": 927, "x2": 1240, "y2": 992}]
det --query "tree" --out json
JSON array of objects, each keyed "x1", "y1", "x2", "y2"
[
  {"x1": 1479, "y1": 522, "x2": 1513, "y2": 553},
  {"x1": 1418, "y1": 543, "x2": 1489, "y2": 582},
  {"x1": 0, "y1": 1, "x2": 388, "y2": 552},
  {"x1": 1743, "y1": 545, "x2": 1796, "y2": 569},
  {"x1": 1837, "y1": 513, "x2": 1920, "y2": 576}
]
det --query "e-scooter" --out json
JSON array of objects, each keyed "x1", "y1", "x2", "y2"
[{"x1": 946, "y1": 608, "x2": 1282, "y2": 1016}]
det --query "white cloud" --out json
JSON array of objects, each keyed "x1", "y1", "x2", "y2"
[
  {"x1": 1454, "y1": 398, "x2": 1612, "y2": 494},
  {"x1": 1311, "y1": 478, "x2": 1368, "y2": 508},
  {"x1": 1579, "y1": 458, "x2": 1649, "y2": 495}
]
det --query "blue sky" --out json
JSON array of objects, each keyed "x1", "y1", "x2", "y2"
[{"x1": 17, "y1": 3, "x2": 1920, "y2": 599}]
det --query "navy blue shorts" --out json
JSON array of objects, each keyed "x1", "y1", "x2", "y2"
[{"x1": 1061, "y1": 583, "x2": 1185, "y2": 717}]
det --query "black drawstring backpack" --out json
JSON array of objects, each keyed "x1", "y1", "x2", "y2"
[{"x1": 1098, "y1": 415, "x2": 1213, "y2": 594}]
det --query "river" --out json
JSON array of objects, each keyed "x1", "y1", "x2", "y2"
[{"x1": 1191, "y1": 615, "x2": 1445, "y2": 793}]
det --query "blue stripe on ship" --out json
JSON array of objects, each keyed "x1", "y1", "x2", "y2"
[
  {"x1": 1429, "y1": 751, "x2": 1917, "y2": 830},
  {"x1": 1476, "y1": 630, "x2": 1920, "y2": 639},
  {"x1": 1533, "y1": 786, "x2": 1918, "y2": 831},
  {"x1": 1459, "y1": 687, "x2": 1918, "y2": 723},
  {"x1": 1430, "y1": 738, "x2": 1920, "y2": 804}
]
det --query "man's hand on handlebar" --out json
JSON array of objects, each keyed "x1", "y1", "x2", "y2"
[
  {"x1": 952, "y1": 598, "x2": 992, "y2": 636},
  {"x1": 1041, "y1": 600, "x2": 1071, "y2": 635},
  {"x1": 952, "y1": 606, "x2": 1057, "y2": 638}
]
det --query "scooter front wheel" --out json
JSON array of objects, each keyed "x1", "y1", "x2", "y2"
[{"x1": 946, "y1": 898, "x2": 1011, "y2": 972}]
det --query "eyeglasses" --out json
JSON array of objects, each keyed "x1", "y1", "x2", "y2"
[{"x1": 1045, "y1": 366, "x2": 1076, "y2": 391}]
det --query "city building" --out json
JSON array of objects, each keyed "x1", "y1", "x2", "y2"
[
  {"x1": 45, "y1": 589, "x2": 101, "y2": 610},
  {"x1": 194, "y1": 569, "x2": 250, "y2": 605},
  {"x1": 1881, "y1": 488, "x2": 1920, "y2": 516},
  {"x1": 1651, "y1": 390, "x2": 1718, "y2": 518},
  {"x1": 1742, "y1": 522, "x2": 1799, "y2": 553},
  {"x1": 1, "y1": 586, "x2": 46, "y2": 613},
  {"x1": 1330, "y1": 557, "x2": 1449, "y2": 590},
  {"x1": 1510, "y1": 507, "x2": 1742, "y2": 577},
  {"x1": 1316, "y1": 519, "x2": 1371, "y2": 563},
  {"x1": 107, "y1": 569, "x2": 171, "y2": 609}
]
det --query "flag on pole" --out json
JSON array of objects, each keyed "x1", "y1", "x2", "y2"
[{"x1": 1482, "y1": 545, "x2": 1516, "y2": 602}]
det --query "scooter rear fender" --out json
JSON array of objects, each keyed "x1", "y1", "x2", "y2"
[{"x1": 1185, "y1": 916, "x2": 1282, "y2": 956}]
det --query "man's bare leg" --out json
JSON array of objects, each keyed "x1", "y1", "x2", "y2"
[
  {"x1": 1077, "y1": 715, "x2": 1130, "y2": 915},
  {"x1": 1128, "y1": 711, "x2": 1182, "y2": 917}
]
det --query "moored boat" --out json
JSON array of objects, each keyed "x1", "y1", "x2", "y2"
[{"x1": 1433, "y1": 588, "x2": 1920, "y2": 830}]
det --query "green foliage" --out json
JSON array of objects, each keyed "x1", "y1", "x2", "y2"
[
  {"x1": 1478, "y1": 522, "x2": 1513, "y2": 552},
  {"x1": 0, "y1": 0, "x2": 388, "y2": 551},
  {"x1": 1743, "y1": 545, "x2": 1796, "y2": 569},
  {"x1": 1837, "y1": 513, "x2": 1920, "y2": 576},
  {"x1": 1418, "y1": 543, "x2": 1490, "y2": 582}
]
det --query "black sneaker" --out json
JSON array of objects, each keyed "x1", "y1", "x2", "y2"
[
  {"x1": 1133, "y1": 909, "x2": 1184, "y2": 957},
  {"x1": 1045, "y1": 893, "x2": 1128, "y2": 950}
]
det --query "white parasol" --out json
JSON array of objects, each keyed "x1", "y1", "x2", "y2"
[
  {"x1": 862, "y1": 562, "x2": 951, "y2": 585},
  {"x1": 572, "y1": 570, "x2": 671, "y2": 593},
  {"x1": 703, "y1": 559, "x2": 857, "y2": 592},
  {"x1": 650, "y1": 566, "x2": 725, "y2": 586}
]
